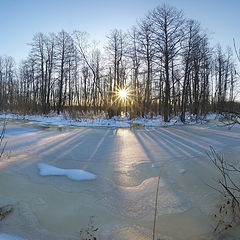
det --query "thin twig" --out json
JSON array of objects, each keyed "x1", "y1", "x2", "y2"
[
  {"x1": 153, "y1": 175, "x2": 160, "y2": 240},
  {"x1": 0, "y1": 120, "x2": 7, "y2": 159}
]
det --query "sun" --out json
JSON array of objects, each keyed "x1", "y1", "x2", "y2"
[
  {"x1": 118, "y1": 89, "x2": 128, "y2": 100},
  {"x1": 112, "y1": 86, "x2": 132, "y2": 104}
]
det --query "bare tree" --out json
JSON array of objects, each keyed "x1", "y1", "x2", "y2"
[
  {"x1": 106, "y1": 29, "x2": 128, "y2": 116},
  {"x1": 181, "y1": 20, "x2": 201, "y2": 121},
  {"x1": 150, "y1": 5, "x2": 185, "y2": 121},
  {"x1": 55, "y1": 30, "x2": 74, "y2": 114},
  {"x1": 74, "y1": 31, "x2": 104, "y2": 113},
  {"x1": 137, "y1": 18, "x2": 155, "y2": 116}
]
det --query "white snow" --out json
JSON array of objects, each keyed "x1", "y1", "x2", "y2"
[
  {"x1": 37, "y1": 163, "x2": 96, "y2": 181},
  {"x1": 0, "y1": 234, "x2": 28, "y2": 240},
  {"x1": 132, "y1": 113, "x2": 219, "y2": 127},
  {"x1": 0, "y1": 113, "x2": 130, "y2": 128},
  {"x1": 0, "y1": 112, "x2": 220, "y2": 128}
]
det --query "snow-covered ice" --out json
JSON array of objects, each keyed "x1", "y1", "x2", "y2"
[{"x1": 38, "y1": 163, "x2": 96, "y2": 181}]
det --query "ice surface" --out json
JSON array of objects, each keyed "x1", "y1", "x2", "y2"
[
  {"x1": 38, "y1": 163, "x2": 96, "y2": 181},
  {"x1": 0, "y1": 234, "x2": 28, "y2": 240},
  {"x1": 0, "y1": 120, "x2": 239, "y2": 240}
]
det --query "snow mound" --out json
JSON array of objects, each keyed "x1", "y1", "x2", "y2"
[
  {"x1": 0, "y1": 234, "x2": 28, "y2": 240},
  {"x1": 37, "y1": 163, "x2": 96, "y2": 181}
]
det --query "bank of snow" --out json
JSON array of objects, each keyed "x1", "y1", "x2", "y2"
[
  {"x1": 0, "y1": 112, "x2": 220, "y2": 128},
  {"x1": 38, "y1": 163, "x2": 96, "y2": 181},
  {"x1": 132, "y1": 113, "x2": 219, "y2": 127},
  {"x1": 0, "y1": 113, "x2": 130, "y2": 128}
]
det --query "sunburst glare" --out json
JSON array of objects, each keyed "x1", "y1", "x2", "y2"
[{"x1": 118, "y1": 89, "x2": 128, "y2": 101}]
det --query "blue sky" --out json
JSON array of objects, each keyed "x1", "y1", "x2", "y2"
[{"x1": 0, "y1": 0, "x2": 240, "y2": 63}]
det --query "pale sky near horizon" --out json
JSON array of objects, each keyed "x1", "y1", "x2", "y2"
[{"x1": 0, "y1": 0, "x2": 240, "y2": 63}]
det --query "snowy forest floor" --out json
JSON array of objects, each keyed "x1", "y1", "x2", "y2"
[{"x1": 0, "y1": 119, "x2": 240, "y2": 240}]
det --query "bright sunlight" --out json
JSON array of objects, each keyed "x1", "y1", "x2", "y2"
[{"x1": 118, "y1": 89, "x2": 128, "y2": 100}]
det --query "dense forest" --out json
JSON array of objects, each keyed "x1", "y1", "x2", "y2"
[{"x1": 0, "y1": 5, "x2": 239, "y2": 121}]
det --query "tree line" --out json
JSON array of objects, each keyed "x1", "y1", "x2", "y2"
[{"x1": 0, "y1": 5, "x2": 239, "y2": 121}]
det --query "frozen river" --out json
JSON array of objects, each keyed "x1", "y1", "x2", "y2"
[{"x1": 0, "y1": 120, "x2": 240, "y2": 240}]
